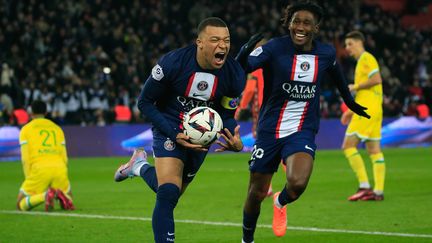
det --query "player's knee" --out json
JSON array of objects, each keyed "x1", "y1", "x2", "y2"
[
  {"x1": 287, "y1": 178, "x2": 308, "y2": 198},
  {"x1": 156, "y1": 183, "x2": 181, "y2": 208},
  {"x1": 343, "y1": 147, "x2": 358, "y2": 158},
  {"x1": 247, "y1": 186, "x2": 268, "y2": 203},
  {"x1": 342, "y1": 136, "x2": 359, "y2": 150},
  {"x1": 366, "y1": 147, "x2": 381, "y2": 155}
]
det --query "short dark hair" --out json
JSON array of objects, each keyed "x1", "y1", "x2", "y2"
[
  {"x1": 31, "y1": 100, "x2": 47, "y2": 115},
  {"x1": 282, "y1": 1, "x2": 323, "y2": 27},
  {"x1": 197, "y1": 17, "x2": 227, "y2": 35},
  {"x1": 345, "y1": 30, "x2": 365, "y2": 43}
]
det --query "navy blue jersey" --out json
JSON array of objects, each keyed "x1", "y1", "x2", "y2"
[
  {"x1": 247, "y1": 36, "x2": 340, "y2": 139},
  {"x1": 138, "y1": 44, "x2": 245, "y2": 141}
]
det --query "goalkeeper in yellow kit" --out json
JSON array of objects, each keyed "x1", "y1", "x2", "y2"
[
  {"x1": 17, "y1": 100, "x2": 75, "y2": 211},
  {"x1": 341, "y1": 31, "x2": 385, "y2": 201}
]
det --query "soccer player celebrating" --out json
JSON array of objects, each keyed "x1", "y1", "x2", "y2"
[
  {"x1": 114, "y1": 17, "x2": 244, "y2": 243},
  {"x1": 235, "y1": 2, "x2": 370, "y2": 242},
  {"x1": 17, "y1": 100, "x2": 74, "y2": 211},
  {"x1": 341, "y1": 30, "x2": 385, "y2": 201}
]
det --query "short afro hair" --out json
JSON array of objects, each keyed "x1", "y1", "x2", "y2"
[{"x1": 282, "y1": 1, "x2": 323, "y2": 27}]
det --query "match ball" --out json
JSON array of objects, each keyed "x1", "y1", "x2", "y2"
[{"x1": 183, "y1": 106, "x2": 223, "y2": 146}]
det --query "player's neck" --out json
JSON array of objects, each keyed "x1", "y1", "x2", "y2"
[
  {"x1": 32, "y1": 115, "x2": 45, "y2": 119},
  {"x1": 196, "y1": 50, "x2": 212, "y2": 70},
  {"x1": 294, "y1": 40, "x2": 314, "y2": 52},
  {"x1": 355, "y1": 49, "x2": 365, "y2": 60}
]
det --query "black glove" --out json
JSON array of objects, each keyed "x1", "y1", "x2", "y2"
[
  {"x1": 235, "y1": 33, "x2": 264, "y2": 70},
  {"x1": 345, "y1": 99, "x2": 371, "y2": 119}
]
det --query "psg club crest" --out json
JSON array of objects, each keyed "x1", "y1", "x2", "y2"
[
  {"x1": 300, "y1": 61, "x2": 310, "y2": 71},
  {"x1": 164, "y1": 138, "x2": 176, "y2": 151},
  {"x1": 197, "y1": 81, "x2": 209, "y2": 91},
  {"x1": 229, "y1": 97, "x2": 239, "y2": 109}
]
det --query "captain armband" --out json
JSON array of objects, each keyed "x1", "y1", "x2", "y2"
[{"x1": 221, "y1": 96, "x2": 239, "y2": 110}]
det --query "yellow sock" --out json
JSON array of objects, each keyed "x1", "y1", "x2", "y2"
[
  {"x1": 370, "y1": 152, "x2": 385, "y2": 194},
  {"x1": 344, "y1": 148, "x2": 369, "y2": 187},
  {"x1": 18, "y1": 193, "x2": 46, "y2": 211}
]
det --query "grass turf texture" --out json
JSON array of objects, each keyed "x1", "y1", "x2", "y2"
[{"x1": 0, "y1": 148, "x2": 431, "y2": 242}]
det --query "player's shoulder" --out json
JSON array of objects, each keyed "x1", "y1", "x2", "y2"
[
  {"x1": 315, "y1": 40, "x2": 336, "y2": 56},
  {"x1": 20, "y1": 121, "x2": 32, "y2": 134},
  {"x1": 157, "y1": 44, "x2": 195, "y2": 72},
  {"x1": 223, "y1": 56, "x2": 246, "y2": 93},
  {"x1": 263, "y1": 36, "x2": 288, "y2": 50},
  {"x1": 160, "y1": 44, "x2": 195, "y2": 64},
  {"x1": 224, "y1": 55, "x2": 244, "y2": 73},
  {"x1": 361, "y1": 51, "x2": 378, "y2": 62}
]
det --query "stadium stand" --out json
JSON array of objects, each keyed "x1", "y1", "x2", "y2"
[{"x1": 0, "y1": 0, "x2": 430, "y2": 125}]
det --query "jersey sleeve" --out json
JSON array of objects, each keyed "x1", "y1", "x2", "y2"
[
  {"x1": 137, "y1": 54, "x2": 180, "y2": 141},
  {"x1": 19, "y1": 126, "x2": 30, "y2": 178},
  {"x1": 246, "y1": 40, "x2": 273, "y2": 73},
  {"x1": 326, "y1": 47, "x2": 355, "y2": 104},
  {"x1": 365, "y1": 54, "x2": 380, "y2": 78}
]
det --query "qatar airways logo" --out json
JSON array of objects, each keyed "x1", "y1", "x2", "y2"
[
  {"x1": 176, "y1": 96, "x2": 214, "y2": 110},
  {"x1": 282, "y1": 82, "x2": 316, "y2": 100}
]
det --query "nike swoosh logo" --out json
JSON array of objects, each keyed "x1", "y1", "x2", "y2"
[
  {"x1": 187, "y1": 173, "x2": 196, "y2": 177},
  {"x1": 305, "y1": 145, "x2": 314, "y2": 152},
  {"x1": 192, "y1": 93, "x2": 205, "y2": 97},
  {"x1": 298, "y1": 74, "x2": 308, "y2": 79},
  {"x1": 167, "y1": 232, "x2": 175, "y2": 236}
]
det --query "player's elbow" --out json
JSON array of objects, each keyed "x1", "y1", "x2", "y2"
[
  {"x1": 370, "y1": 73, "x2": 382, "y2": 86},
  {"x1": 371, "y1": 78, "x2": 382, "y2": 86},
  {"x1": 137, "y1": 98, "x2": 150, "y2": 114}
]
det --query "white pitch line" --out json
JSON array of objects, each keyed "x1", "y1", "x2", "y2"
[{"x1": 1, "y1": 210, "x2": 432, "y2": 239}]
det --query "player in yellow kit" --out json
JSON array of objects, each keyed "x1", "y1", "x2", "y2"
[
  {"x1": 17, "y1": 100, "x2": 75, "y2": 211},
  {"x1": 341, "y1": 31, "x2": 386, "y2": 201}
]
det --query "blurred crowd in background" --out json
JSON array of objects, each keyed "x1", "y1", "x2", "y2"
[{"x1": 0, "y1": 0, "x2": 431, "y2": 126}]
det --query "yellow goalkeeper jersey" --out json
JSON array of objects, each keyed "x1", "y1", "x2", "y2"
[
  {"x1": 354, "y1": 51, "x2": 382, "y2": 114},
  {"x1": 19, "y1": 118, "x2": 67, "y2": 176}
]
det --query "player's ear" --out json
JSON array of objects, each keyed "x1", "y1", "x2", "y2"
[
  {"x1": 196, "y1": 38, "x2": 203, "y2": 49},
  {"x1": 314, "y1": 24, "x2": 319, "y2": 34}
]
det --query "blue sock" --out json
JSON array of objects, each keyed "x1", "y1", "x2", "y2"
[
  {"x1": 278, "y1": 186, "x2": 295, "y2": 206},
  {"x1": 242, "y1": 211, "x2": 259, "y2": 243},
  {"x1": 140, "y1": 165, "x2": 158, "y2": 193},
  {"x1": 152, "y1": 183, "x2": 180, "y2": 243}
]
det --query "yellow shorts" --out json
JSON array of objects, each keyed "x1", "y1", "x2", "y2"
[
  {"x1": 346, "y1": 113, "x2": 382, "y2": 141},
  {"x1": 20, "y1": 165, "x2": 71, "y2": 196}
]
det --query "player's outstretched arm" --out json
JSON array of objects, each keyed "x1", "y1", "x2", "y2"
[
  {"x1": 235, "y1": 33, "x2": 264, "y2": 71},
  {"x1": 215, "y1": 125, "x2": 244, "y2": 152},
  {"x1": 328, "y1": 62, "x2": 371, "y2": 119}
]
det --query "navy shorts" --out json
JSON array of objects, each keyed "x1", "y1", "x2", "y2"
[
  {"x1": 249, "y1": 130, "x2": 317, "y2": 173},
  {"x1": 152, "y1": 129, "x2": 208, "y2": 183}
]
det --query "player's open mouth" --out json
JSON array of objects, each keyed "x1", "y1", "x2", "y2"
[
  {"x1": 295, "y1": 33, "x2": 307, "y2": 41},
  {"x1": 214, "y1": 52, "x2": 226, "y2": 65}
]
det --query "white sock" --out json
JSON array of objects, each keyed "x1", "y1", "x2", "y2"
[
  {"x1": 374, "y1": 190, "x2": 383, "y2": 195},
  {"x1": 359, "y1": 182, "x2": 371, "y2": 189},
  {"x1": 132, "y1": 161, "x2": 148, "y2": 176}
]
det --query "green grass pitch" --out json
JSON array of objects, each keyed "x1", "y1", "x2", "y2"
[{"x1": 1, "y1": 148, "x2": 431, "y2": 242}]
